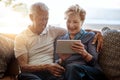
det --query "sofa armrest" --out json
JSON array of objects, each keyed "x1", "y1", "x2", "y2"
[
  {"x1": 0, "y1": 76, "x2": 17, "y2": 80},
  {"x1": 5, "y1": 57, "x2": 19, "y2": 76}
]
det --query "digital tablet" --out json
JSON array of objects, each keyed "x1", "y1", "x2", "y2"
[{"x1": 56, "y1": 40, "x2": 81, "y2": 54}]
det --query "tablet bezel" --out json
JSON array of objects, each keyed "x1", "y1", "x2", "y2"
[{"x1": 56, "y1": 40, "x2": 81, "y2": 54}]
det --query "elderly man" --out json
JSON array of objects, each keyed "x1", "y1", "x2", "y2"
[{"x1": 14, "y1": 2, "x2": 103, "y2": 80}]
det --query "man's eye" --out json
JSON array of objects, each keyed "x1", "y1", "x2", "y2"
[
  {"x1": 74, "y1": 22, "x2": 78, "y2": 23},
  {"x1": 67, "y1": 21, "x2": 71, "y2": 23}
]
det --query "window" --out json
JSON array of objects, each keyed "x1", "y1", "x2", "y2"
[{"x1": 0, "y1": 0, "x2": 120, "y2": 33}]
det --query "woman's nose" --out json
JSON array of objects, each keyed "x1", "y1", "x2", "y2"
[{"x1": 69, "y1": 23, "x2": 74, "y2": 28}]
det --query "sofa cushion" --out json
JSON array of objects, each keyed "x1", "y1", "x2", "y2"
[
  {"x1": 0, "y1": 34, "x2": 15, "y2": 78},
  {"x1": 99, "y1": 27, "x2": 120, "y2": 80}
]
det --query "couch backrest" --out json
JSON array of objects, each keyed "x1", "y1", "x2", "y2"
[
  {"x1": 0, "y1": 33, "x2": 19, "y2": 78},
  {"x1": 99, "y1": 27, "x2": 120, "y2": 80}
]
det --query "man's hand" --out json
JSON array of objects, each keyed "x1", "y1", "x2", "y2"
[
  {"x1": 92, "y1": 32, "x2": 103, "y2": 52},
  {"x1": 85, "y1": 29, "x2": 103, "y2": 52},
  {"x1": 46, "y1": 63, "x2": 65, "y2": 77}
]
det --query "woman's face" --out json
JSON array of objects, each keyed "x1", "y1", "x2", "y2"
[{"x1": 66, "y1": 14, "x2": 82, "y2": 36}]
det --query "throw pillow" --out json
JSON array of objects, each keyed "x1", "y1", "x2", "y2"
[
  {"x1": 0, "y1": 34, "x2": 14, "y2": 78},
  {"x1": 99, "y1": 27, "x2": 120, "y2": 80}
]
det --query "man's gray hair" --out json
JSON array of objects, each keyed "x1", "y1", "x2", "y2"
[{"x1": 30, "y1": 2, "x2": 49, "y2": 14}]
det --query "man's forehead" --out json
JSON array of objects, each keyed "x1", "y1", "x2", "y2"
[{"x1": 34, "y1": 10, "x2": 48, "y2": 15}]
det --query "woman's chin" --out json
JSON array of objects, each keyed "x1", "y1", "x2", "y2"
[{"x1": 69, "y1": 32, "x2": 76, "y2": 35}]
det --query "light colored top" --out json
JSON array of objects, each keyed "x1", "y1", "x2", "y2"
[
  {"x1": 14, "y1": 25, "x2": 66, "y2": 65},
  {"x1": 56, "y1": 29, "x2": 101, "y2": 71}
]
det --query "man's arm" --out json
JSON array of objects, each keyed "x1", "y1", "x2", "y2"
[
  {"x1": 17, "y1": 53, "x2": 65, "y2": 77},
  {"x1": 85, "y1": 29, "x2": 103, "y2": 52},
  {"x1": 17, "y1": 53, "x2": 46, "y2": 72},
  {"x1": 14, "y1": 35, "x2": 45, "y2": 72}
]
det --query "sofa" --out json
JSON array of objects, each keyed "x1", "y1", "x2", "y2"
[
  {"x1": 0, "y1": 27, "x2": 119, "y2": 80},
  {"x1": 99, "y1": 27, "x2": 120, "y2": 80},
  {"x1": 0, "y1": 33, "x2": 19, "y2": 80}
]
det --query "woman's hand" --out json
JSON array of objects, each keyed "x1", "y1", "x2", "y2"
[
  {"x1": 71, "y1": 41, "x2": 92, "y2": 61},
  {"x1": 45, "y1": 63, "x2": 65, "y2": 77},
  {"x1": 58, "y1": 53, "x2": 71, "y2": 61},
  {"x1": 71, "y1": 41, "x2": 87, "y2": 55}
]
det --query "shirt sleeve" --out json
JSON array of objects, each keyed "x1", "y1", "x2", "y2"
[
  {"x1": 14, "y1": 35, "x2": 28, "y2": 58},
  {"x1": 86, "y1": 32, "x2": 99, "y2": 66},
  {"x1": 49, "y1": 25, "x2": 67, "y2": 38}
]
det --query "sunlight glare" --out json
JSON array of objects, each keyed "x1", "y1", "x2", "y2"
[
  {"x1": 0, "y1": 4, "x2": 29, "y2": 34},
  {"x1": 0, "y1": 0, "x2": 120, "y2": 33}
]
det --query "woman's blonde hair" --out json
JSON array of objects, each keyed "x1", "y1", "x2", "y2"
[{"x1": 65, "y1": 4, "x2": 86, "y2": 22}]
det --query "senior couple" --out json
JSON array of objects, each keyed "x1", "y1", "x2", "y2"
[{"x1": 14, "y1": 2, "x2": 107, "y2": 80}]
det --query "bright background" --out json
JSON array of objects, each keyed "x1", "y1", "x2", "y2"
[{"x1": 0, "y1": 0, "x2": 120, "y2": 33}]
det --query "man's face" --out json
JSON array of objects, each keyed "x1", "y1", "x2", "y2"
[{"x1": 31, "y1": 11, "x2": 49, "y2": 33}]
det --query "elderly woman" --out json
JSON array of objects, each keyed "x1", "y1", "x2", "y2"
[{"x1": 56, "y1": 4, "x2": 108, "y2": 80}]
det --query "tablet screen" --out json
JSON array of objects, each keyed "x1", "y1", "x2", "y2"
[{"x1": 56, "y1": 40, "x2": 81, "y2": 54}]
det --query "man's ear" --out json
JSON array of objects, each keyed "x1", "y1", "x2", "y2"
[{"x1": 29, "y1": 14, "x2": 33, "y2": 21}]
